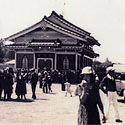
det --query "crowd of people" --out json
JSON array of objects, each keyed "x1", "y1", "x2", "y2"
[
  {"x1": 0, "y1": 66, "x2": 123, "y2": 124},
  {"x1": 0, "y1": 67, "x2": 77, "y2": 101},
  {"x1": 0, "y1": 67, "x2": 57, "y2": 100}
]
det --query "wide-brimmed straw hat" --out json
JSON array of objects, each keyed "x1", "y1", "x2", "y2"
[{"x1": 81, "y1": 66, "x2": 95, "y2": 75}]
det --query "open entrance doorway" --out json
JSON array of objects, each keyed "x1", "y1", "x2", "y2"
[{"x1": 37, "y1": 58, "x2": 53, "y2": 70}]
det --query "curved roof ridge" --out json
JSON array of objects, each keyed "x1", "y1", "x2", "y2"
[
  {"x1": 44, "y1": 16, "x2": 86, "y2": 40},
  {"x1": 51, "y1": 11, "x2": 90, "y2": 35}
]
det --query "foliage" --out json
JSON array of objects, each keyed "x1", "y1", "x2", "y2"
[
  {"x1": 93, "y1": 58, "x2": 113, "y2": 80},
  {"x1": 0, "y1": 41, "x2": 15, "y2": 63},
  {"x1": 0, "y1": 44, "x2": 5, "y2": 63},
  {"x1": 4, "y1": 49, "x2": 15, "y2": 59}
]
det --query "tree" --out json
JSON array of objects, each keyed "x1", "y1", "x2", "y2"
[
  {"x1": 4, "y1": 50, "x2": 15, "y2": 60},
  {"x1": 0, "y1": 44, "x2": 5, "y2": 63},
  {"x1": 0, "y1": 39, "x2": 15, "y2": 62},
  {"x1": 104, "y1": 57, "x2": 112, "y2": 67}
]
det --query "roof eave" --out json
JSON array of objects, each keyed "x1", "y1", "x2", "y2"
[
  {"x1": 4, "y1": 20, "x2": 43, "y2": 41},
  {"x1": 51, "y1": 11, "x2": 91, "y2": 35},
  {"x1": 43, "y1": 17, "x2": 88, "y2": 43}
]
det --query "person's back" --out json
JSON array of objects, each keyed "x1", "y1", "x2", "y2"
[
  {"x1": 31, "y1": 71, "x2": 38, "y2": 99},
  {"x1": 47, "y1": 76, "x2": 52, "y2": 93},
  {"x1": 31, "y1": 72, "x2": 38, "y2": 84}
]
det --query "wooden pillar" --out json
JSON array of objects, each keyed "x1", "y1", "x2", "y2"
[
  {"x1": 55, "y1": 53, "x2": 57, "y2": 70},
  {"x1": 15, "y1": 52, "x2": 17, "y2": 69},
  {"x1": 34, "y1": 53, "x2": 35, "y2": 69},
  {"x1": 75, "y1": 54, "x2": 78, "y2": 71},
  {"x1": 78, "y1": 54, "x2": 81, "y2": 70}
]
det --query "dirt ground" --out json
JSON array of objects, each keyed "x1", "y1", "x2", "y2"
[{"x1": 0, "y1": 83, "x2": 124, "y2": 125}]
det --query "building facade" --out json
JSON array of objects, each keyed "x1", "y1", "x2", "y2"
[{"x1": 5, "y1": 11, "x2": 100, "y2": 71}]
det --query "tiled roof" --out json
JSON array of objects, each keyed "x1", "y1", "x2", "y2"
[{"x1": 4, "y1": 11, "x2": 100, "y2": 46}]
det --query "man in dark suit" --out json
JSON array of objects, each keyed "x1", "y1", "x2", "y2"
[
  {"x1": 4, "y1": 67, "x2": 14, "y2": 100},
  {"x1": 31, "y1": 69, "x2": 38, "y2": 99}
]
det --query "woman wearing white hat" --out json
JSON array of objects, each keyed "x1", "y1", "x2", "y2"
[
  {"x1": 99, "y1": 66, "x2": 122, "y2": 123},
  {"x1": 75, "y1": 66, "x2": 105, "y2": 125}
]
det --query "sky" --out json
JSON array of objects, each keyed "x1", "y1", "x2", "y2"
[{"x1": 0, "y1": 0, "x2": 125, "y2": 63}]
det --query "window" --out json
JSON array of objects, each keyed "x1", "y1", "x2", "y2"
[
  {"x1": 63, "y1": 56, "x2": 69, "y2": 70},
  {"x1": 22, "y1": 56, "x2": 28, "y2": 69}
]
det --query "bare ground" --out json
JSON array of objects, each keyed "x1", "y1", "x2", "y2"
[{"x1": 0, "y1": 83, "x2": 124, "y2": 125}]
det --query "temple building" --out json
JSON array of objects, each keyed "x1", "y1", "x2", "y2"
[{"x1": 4, "y1": 11, "x2": 100, "y2": 71}]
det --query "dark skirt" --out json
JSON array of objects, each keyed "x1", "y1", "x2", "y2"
[
  {"x1": 15, "y1": 80, "x2": 27, "y2": 95},
  {"x1": 85, "y1": 105, "x2": 101, "y2": 125}
]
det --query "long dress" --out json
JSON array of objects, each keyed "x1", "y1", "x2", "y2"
[
  {"x1": 75, "y1": 82, "x2": 101, "y2": 125},
  {"x1": 84, "y1": 85, "x2": 101, "y2": 125},
  {"x1": 15, "y1": 75, "x2": 27, "y2": 96}
]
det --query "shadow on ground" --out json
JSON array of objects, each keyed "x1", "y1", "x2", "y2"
[
  {"x1": 46, "y1": 92, "x2": 57, "y2": 95},
  {"x1": 35, "y1": 98, "x2": 49, "y2": 101},
  {"x1": 118, "y1": 99, "x2": 125, "y2": 104},
  {"x1": 0, "y1": 98, "x2": 34, "y2": 103}
]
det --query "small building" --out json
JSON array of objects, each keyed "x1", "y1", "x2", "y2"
[{"x1": 4, "y1": 11, "x2": 100, "y2": 71}]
